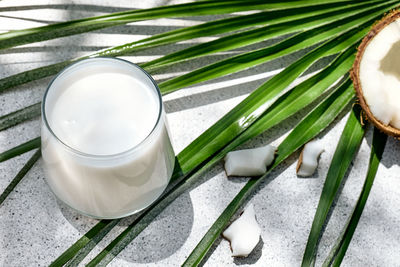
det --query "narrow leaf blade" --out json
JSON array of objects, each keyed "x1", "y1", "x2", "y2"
[
  {"x1": 49, "y1": 220, "x2": 120, "y2": 267},
  {"x1": 0, "y1": 137, "x2": 41, "y2": 163},
  {"x1": 301, "y1": 105, "x2": 365, "y2": 267},
  {"x1": 323, "y1": 127, "x2": 387, "y2": 267},
  {"x1": 0, "y1": 102, "x2": 41, "y2": 131}
]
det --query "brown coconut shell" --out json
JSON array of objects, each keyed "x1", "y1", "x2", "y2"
[
  {"x1": 351, "y1": 9, "x2": 400, "y2": 137},
  {"x1": 296, "y1": 149, "x2": 304, "y2": 174}
]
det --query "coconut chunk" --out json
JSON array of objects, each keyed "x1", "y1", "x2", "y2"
[
  {"x1": 223, "y1": 204, "x2": 261, "y2": 257},
  {"x1": 296, "y1": 139, "x2": 324, "y2": 177},
  {"x1": 224, "y1": 145, "x2": 276, "y2": 176}
]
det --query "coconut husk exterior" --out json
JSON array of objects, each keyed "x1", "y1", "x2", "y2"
[{"x1": 351, "y1": 9, "x2": 400, "y2": 137}]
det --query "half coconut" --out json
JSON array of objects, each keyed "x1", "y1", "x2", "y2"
[{"x1": 352, "y1": 10, "x2": 400, "y2": 137}]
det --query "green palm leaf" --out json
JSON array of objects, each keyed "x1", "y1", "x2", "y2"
[
  {"x1": 1, "y1": 1, "x2": 397, "y2": 266},
  {"x1": 301, "y1": 105, "x2": 365, "y2": 267},
  {"x1": 322, "y1": 127, "x2": 387, "y2": 267}
]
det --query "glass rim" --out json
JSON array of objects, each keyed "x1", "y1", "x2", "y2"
[{"x1": 41, "y1": 57, "x2": 164, "y2": 159}]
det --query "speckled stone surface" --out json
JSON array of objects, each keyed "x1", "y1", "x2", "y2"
[{"x1": 1, "y1": 1, "x2": 400, "y2": 266}]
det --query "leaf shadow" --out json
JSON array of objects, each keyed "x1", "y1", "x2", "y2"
[
  {"x1": 58, "y1": 190, "x2": 195, "y2": 264},
  {"x1": 364, "y1": 128, "x2": 400, "y2": 170},
  {"x1": 112, "y1": 192, "x2": 194, "y2": 263}
]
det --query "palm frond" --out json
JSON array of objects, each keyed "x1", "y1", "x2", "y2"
[{"x1": 0, "y1": 1, "x2": 396, "y2": 266}]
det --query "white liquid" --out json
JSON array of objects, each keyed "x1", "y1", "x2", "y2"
[
  {"x1": 41, "y1": 58, "x2": 175, "y2": 219},
  {"x1": 51, "y1": 72, "x2": 158, "y2": 155}
]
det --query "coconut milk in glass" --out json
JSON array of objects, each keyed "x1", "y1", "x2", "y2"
[{"x1": 41, "y1": 58, "x2": 175, "y2": 219}]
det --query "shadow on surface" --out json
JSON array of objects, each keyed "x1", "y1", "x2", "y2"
[
  {"x1": 0, "y1": 14, "x2": 58, "y2": 24},
  {"x1": 233, "y1": 238, "x2": 264, "y2": 265},
  {"x1": 58, "y1": 190, "x2": 195, "y2": 263},
  {"x1": 112, "y1": 193, "x2": 194, "y2": 263}
]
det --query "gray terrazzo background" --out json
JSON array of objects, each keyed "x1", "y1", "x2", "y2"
[{"x1": 1, "y1": 0, "x2": 400, "y2": 266}]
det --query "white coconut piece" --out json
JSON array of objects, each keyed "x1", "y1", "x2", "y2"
[
  {"x1": 359, "y1": 18, "x2": 400, "y2": 128},
  {"x1": 296, "y1": 139, "x2": 324, "y2": 177},
  {"x1": 223, "y1": 204, "x2": 261, "y2": 257},
  {"x1": 224, "y1": 145, "x2": 276, "y2": 176}
]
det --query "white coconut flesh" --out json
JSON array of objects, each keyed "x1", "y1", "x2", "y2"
[
  {"x1": 222, "y1": 204, "x2": 261, "y2": 257},
  {"x1": 224, "y1": 145, "x2": 276, "y2": 176},
  {"x1": 359, "y1": 19, "x2": 400, "y2": 128},
  {"x1": 297, "y1": 139, "x2": 324, "y2": 177}
]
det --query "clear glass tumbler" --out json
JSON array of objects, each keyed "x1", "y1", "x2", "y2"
[{"x1": 41, "y1": 58, "x2": 175, "y2": 219}]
